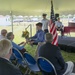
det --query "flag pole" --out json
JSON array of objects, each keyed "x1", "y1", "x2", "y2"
[{"x1": 49, "y1": 0, "x2": 58, "y2": 46}]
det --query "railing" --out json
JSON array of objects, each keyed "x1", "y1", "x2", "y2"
[{"x1": 25, "y1": 24, "x2": 32, "y2": 37}]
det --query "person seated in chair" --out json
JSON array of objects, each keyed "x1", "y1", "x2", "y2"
[
  {"x1": 0, "y1": 39, "x2": 22, "y2": 75},
  {"x1": 7, "y1": 32, "x2": 27, "y2": 54},
  {"x1": 28, "y1": 22, "x2": 45, "y2": 45},
  {"x1": 55, "y1": 17, "x2": 64, "y2": 36},
  {"x1": 39, "y1": 33, "x2": 74, "y2": 75}
]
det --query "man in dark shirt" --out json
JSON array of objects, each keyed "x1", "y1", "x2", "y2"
[
  {"x1": 0, "y1": 39, "x2": 22, "y2": 75},
  {"x1": 39, "y1": 33, "x2": 74, "y2": 75}
]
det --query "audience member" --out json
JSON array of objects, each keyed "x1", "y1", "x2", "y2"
[
  {"x1": 41, "y1": 13, "x2": 49, "y2": 33},
  {"x1": 0, "y1": 29, "x2": 7, "y2": 40},
  {"x1": 7, "y1": 32, "x2": 26, "y2": 54},
  {"x1": 0, "y1": 39, "x2": 22, "y2": 75},
  {"x1": 39, "y1": 33, "x2": 74, "y2": 75},
  {"x1": 28, "y1": 22, "x2": 45, "y2": 45},
  {"x1": 55, "y1": 17, "x2": 64, "y2": 36}
]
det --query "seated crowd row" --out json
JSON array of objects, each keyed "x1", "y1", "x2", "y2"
[{"x1": 0, "y1": 22, "x2": 74, "y2": 75}]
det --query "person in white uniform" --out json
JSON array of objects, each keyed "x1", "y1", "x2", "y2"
[
  {"x1": 41, "y1": 13, "x2": 49, "y2": 33},
  {"x1": 55, "y1": 17, "x2": 64, "y2": 36}
]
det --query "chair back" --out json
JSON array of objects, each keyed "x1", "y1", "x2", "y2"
[
  {"x1": 37, "y1": 57, "x2": 57, "y2": 75},
  {"x1": 23, "y1": 52, "x2": 36, "y2": 65},
  {"x1": 12, "y1": 47, "x2": 27, "y2": 67},
  {"x1": 12, "y1": 47, "x2": 23, "y2": 60}
]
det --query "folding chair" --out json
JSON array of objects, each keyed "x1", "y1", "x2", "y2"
[
  {"x1": 23, "y1": 52, "x2": 40, "y2": 75},
  {"x1": 12, "y1": 47, "x2": 26, "y2": 68},
  {"x1": 37, "y1": 57, "x2": 57, "y2": 75}
]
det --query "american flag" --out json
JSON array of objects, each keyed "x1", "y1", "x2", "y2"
[{"x1": 49, "y1": 0, "x2": 58, "y2": 46}]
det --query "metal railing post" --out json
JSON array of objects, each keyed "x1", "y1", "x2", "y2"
[{"x1": 25, "y1": 24, "x2": 32, "y2": 37}]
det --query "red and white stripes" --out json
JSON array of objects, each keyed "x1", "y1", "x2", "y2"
[{"x1": 49, "y1": 20, "x2": 58, "y2": 46}]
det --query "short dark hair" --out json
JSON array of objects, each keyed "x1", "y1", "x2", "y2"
[
  {"x1": 7, "y1": 32, "x2": 13, "y2": 40},
  {"x1": 36, "y1": 22, "x2": 42, "y2": 27},
  {"x1": 45, "y1": 33, "x2": 53, "y2": 42},
  {"x1": 42, "y1": 13, "x2": 47, "y2": 16}
]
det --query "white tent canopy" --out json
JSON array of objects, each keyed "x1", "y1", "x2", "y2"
[{"x1": 0, "y1": 0, "x2": 75, "y2": 16}]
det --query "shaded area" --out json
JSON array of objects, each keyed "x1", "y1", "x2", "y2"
[
  {"x1": 58, "y1": 36, "x2": 75, "y2": 53},
  {"x1": 58, "y1": 36, "x2": 75, "y2": 73},
  {"x1": 19, "y1": 62, "x2": 75, "y2": 74}
]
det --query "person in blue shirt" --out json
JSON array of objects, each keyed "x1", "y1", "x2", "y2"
[
  {"x1": 6, "y1": 32, "x2": 27, "y2": 54},
  {"x1": 28, "y1": 22, "x2": 45, "y2": 45}
]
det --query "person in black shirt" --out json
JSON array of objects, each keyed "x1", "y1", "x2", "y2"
[
  {"x1": 0, "y1": 39, "x2": 23, "y2": 75},
  {"x1": 39, "y1": 33, "x2": 74, "y2": 75}
]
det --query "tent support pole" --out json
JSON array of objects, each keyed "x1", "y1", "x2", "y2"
[{"x1": 10, "y1": 11, "x2": 13, "y2": 33}]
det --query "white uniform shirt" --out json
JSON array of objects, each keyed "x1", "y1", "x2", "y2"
[
  {"x1": 55, "y1": 21, "x2": 63, "y2": 27},
  {"x1": 41, "y1": 19, "x2": 49, "y2": 30},
  {"x1": 0, "y1": 35, "x2": 6, "y2": 40}
]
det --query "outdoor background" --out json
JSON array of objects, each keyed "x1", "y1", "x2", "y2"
[{"x1": 0, "y1": 17, "x2": 75, "y2": 63}]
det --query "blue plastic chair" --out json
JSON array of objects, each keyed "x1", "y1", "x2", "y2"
[
  {"x1": 12, "y1": 47, "x2": 26, "y2": 67},
  {"x1": 37, "y1": 57, "x2": 57, "y2": 75},
  {"x1": 23, "y1": 52, "x2": 40, "y2": 75}
]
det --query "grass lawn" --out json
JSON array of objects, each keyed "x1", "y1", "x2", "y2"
[{"x1": 25, "y1": 44, "x2": 75, "y2": 62}]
